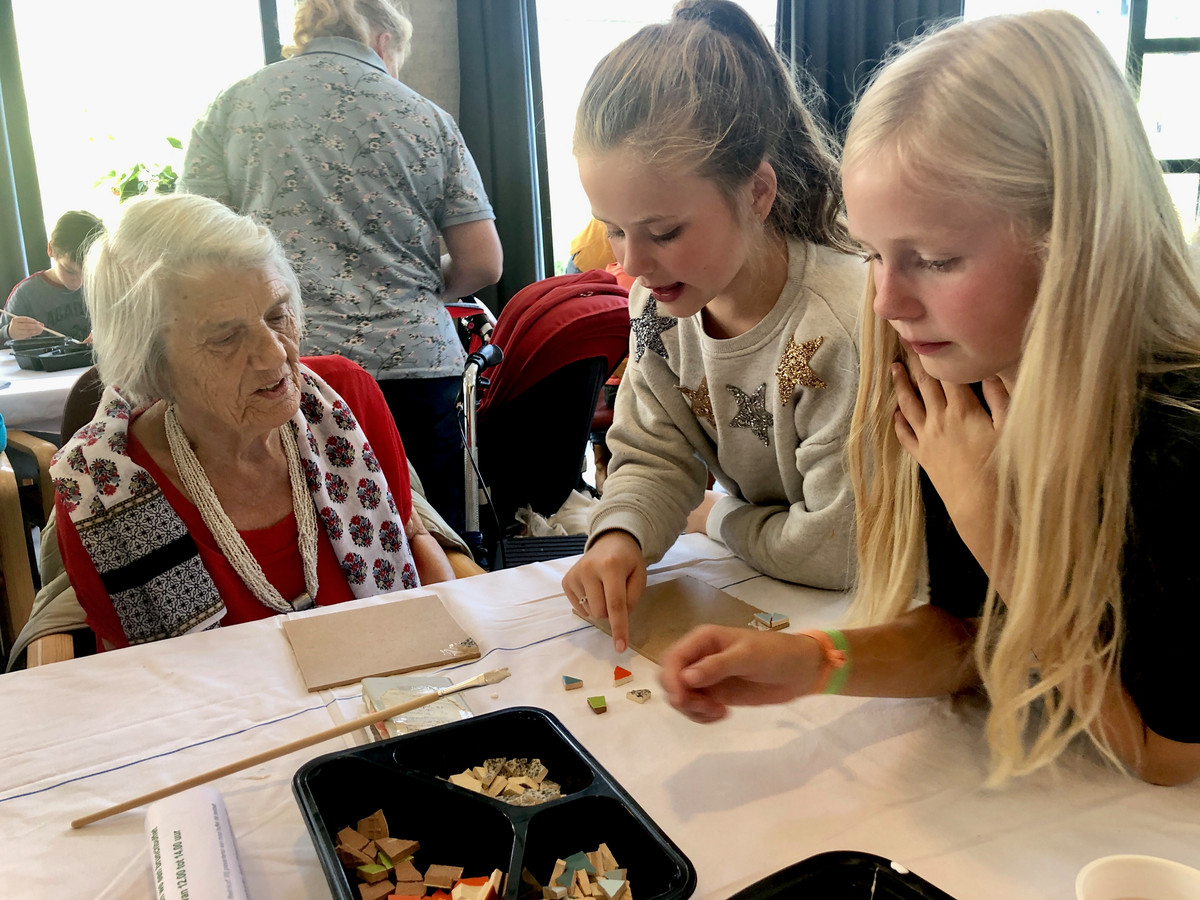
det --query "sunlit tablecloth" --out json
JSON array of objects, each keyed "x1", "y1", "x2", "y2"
[
  {"x1": 0, "y1": 349, "x2": 89, "y2": 435},
  {"x1": 0, "y1": 534, "x2": 1196, "y2": 899}
]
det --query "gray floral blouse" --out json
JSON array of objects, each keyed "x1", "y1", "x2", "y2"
[{"x1": 179, "y1": 37, "x2": 494, "y2": 380}]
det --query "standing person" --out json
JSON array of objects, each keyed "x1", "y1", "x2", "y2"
[
  {"x1": 179, "y1": 0, "x2": 502, "y2": 535},
  {"x1": 660, "y1": 11, "x2": 1200, "y2": 786},
  {"x1": 2, "y1": 210, "x2": 103, "y2": 343},
  {"x1": 562, "y1": 0, "x2": 865, "y2": 652}
]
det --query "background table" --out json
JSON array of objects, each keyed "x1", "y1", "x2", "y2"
[
  {"x1": 1, "y1": 534, "x2": 1197, "y2": 899},
  {"x1": 0, "y1": 348, "x2": 89, "y2": 435}
]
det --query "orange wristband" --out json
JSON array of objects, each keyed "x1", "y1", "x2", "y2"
[{"x1": 800, "y1": 628, "x2": 851, "y2": 695}]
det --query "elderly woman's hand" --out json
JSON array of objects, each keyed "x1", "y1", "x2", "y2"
[{"x1": 405, "y1": 510, "x2": 455, "y2": 584}]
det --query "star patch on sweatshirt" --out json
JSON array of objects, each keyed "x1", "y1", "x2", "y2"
[
  {"x1": 727, "y1": 383, "x2": 773, "y2": 446},
  {"x1": 776, "y1": 335, "x2": 827, "y2": 404},
  {"x1": 631, "y1": 295, "x2": 677, "y2": 361},
  {"x1": 677, "y1": 376, "x2": 716, "y2": 427}
]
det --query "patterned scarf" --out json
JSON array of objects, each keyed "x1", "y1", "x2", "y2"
[{"x1": 51, "y1": 363, "x2": 418, "y2": 645}]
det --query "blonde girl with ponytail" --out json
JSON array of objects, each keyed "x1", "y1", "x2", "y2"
[{"x1": 661, "y1": 10, "x2": 1200, "y2": 786}]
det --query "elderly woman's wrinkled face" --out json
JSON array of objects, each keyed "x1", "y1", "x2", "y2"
[{"x1": 164, "y1": 267, "x2": 302, "y2": 439}]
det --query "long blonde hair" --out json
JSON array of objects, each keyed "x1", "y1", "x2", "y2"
[{"x1": 844, "y1": 11, "x2": 1200, "y2": 782}]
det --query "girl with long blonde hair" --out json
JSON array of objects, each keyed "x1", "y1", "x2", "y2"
[{"x1": 660, "y1": 10, "x2": 1200, "y2": 786}]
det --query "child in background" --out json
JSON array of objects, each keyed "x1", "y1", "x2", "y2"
[
  {"x1": 563, "y1": 0, "x2": 865, "y2": 652},
  {"x1": 661, "y1": 11, "x2": 1200, "y2": 786},
  {"x1": 1, "y1": 210, "x2": 103, "y2": 343}
]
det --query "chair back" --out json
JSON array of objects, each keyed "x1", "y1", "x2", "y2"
[{"x1": 60, "y1": 366, "x2": 105, "y2": 445}]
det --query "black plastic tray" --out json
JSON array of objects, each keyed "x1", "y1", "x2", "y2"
[
  {"x1": 37, "y1": 344, "x2": 93, "y2": 371},
  {"x1": 8, "y1": 335, "x2": 64, "y2": 370},
  {"x1": 728, "y1": 851, "x2": 957, "y2": 899},
  {"x1": 293, "y1": 706, "x2": 697, "y2": 900}
]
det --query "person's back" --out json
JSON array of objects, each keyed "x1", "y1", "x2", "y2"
[
  {"x1": 179, "y1": 0, "x2": 502, "y2": 535},
  {"x1": 179, "y1": 40, "x2": 490, "y2": 381}
]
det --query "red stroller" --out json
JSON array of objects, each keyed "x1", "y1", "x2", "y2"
[{"x1": 459, "y1": 270, "x2": 630, "y2": 568}]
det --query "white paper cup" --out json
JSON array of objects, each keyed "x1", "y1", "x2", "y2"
[{"x1": 1076, "y1": 854, "x2": 1200, "y2": 900}]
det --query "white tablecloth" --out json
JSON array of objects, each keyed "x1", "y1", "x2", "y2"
[
  {"x1": 0, "y1": 534, "x2": 1196, "y2": 899},
  {"x1": 0, "y1": 349, "x2": 88, "y2": 435}
]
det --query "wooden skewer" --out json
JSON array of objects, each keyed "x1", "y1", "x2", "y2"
[{"x1": 71, "y1": 666, "x2": 512, "y2": 828}]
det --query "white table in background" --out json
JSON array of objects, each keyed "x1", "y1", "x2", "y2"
[
  {"x1": 0, "y1": 348, "x2": 88, "y2": 436},
  {"x1": 0, "y1": 534, "x2": 1196, "y2": 899}
]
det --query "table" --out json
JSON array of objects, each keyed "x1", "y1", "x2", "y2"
[
  {"x1": 0, "y1": 348, "x2": 89, "y2": 435},
  {"x1": 1, "y1": 535, "x2": 1197, "y2": 899}
]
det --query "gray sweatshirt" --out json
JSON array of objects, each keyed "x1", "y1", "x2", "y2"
[{"x1": 589, "y1": 240, "x2": 864, "y2": 589}]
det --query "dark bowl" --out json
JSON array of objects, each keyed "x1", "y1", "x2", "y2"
[{"x1": 293, "y1": 706, "x2": 696, "y2": 900}]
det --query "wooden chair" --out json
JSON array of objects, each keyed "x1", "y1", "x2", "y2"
[{"x1": 0, "y1": 450, "x2": 38, "y2": 657}]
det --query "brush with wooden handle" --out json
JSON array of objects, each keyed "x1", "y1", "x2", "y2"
[{"x1": 71, "y1": 667, "x2": 512, "y2": 828}]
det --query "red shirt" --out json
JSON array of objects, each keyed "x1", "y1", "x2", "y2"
[{"x1": 57, "y1": 356, "x2": 413, "y2": 650}]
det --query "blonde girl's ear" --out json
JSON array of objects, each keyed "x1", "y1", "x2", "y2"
[{"x1": 749, "y1": 159, "x2": 779, "y2": 224}]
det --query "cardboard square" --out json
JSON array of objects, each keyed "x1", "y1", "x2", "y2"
[
  {"x1": 282, "y1": 594, "x2": 480, "y2": 691},
  {"x1": 575, "y1": 575, "x2": 766, "y2": 663}
]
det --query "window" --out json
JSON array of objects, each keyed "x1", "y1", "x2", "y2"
[
  {"x1": 964, "y1": 0, "x2": 1200, "y2": 238},
  {"x1": 12, "y1": 0, "x2": 273, "y2": 231},
  {"x1": 534, "y1": 0, "x2": 777, "y2": 274}
]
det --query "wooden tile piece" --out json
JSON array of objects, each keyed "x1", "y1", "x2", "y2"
[
  {"x1": 392, "y1": 859, "x2": 423, "y2": 883},
  {"x1": 356, "y1": 863, "x2": 389, "y2": 884},
  {"x1": 613, "y1": 666, "x2": 633, "y2": 686},
  {"x1": 587, "y1": 695, "x2": 607, "y2": 714},
  {"x1": 562, "y1": 675, "x2": 583, "y2": 690},
  {"x1": 625, "y1": 689, "x2": 651, "y2": 704},
  {"x1": 358, "y1": 881, "x2": 394, "y2": 900},
  {"x1": 356, "y1": 810, "x2": 389, "y2": 841},
  {"x1": 425, "y1": 864, "x2": 464, "y2": 890},
  {"x1": 337, "y1": 826, "x2": 371, "y2": 853},
  {"x1": 376, "y1": 837, "x2": 419, "y2": 860}
]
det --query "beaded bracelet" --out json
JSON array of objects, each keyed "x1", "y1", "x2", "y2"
[{"x1": 799, "y1": 628, "x2": 852, "y2": 695}]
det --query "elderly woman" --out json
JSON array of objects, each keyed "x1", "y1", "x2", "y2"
[
  {"x1": 51, "y1": 193, "x2": 455, "y2": 652},
  {"x1": 179, "y1": 0, "x2": 502, "y2": 535}
]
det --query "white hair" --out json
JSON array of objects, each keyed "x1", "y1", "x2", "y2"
[{"x1": 84, "y1": 193, "x2": 304, "y2": 406}]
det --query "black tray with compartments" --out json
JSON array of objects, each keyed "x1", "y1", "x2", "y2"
[
  {"x1": 728, "y1": 851, "x2": 958, "y2": 899},
  {"x1": 294, "y1": 706, "x2": 696, "y2": 900}
]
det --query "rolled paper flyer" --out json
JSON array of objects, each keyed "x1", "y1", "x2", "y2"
[{"x1": 144, "y1": 786, "x2": 249, "y2": 900}]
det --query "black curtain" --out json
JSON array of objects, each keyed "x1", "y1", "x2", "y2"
[
  {"x1": 777, "y1": 0, "x2": 963, "y2": 137},
  {"x1": 0, "y1": 0, "x2": 46, "y2": 295},
  {"x1": 455, "y1": 0, "x2": 553, "y2": 313}
]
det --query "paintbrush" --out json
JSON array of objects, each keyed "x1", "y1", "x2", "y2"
[{"x1": 71, "y1": 667, "x2": 512, "y2": 828}]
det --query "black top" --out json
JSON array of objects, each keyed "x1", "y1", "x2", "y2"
[{"x1": 924, "y1": 371, "x2": 1200, "y2": 744}]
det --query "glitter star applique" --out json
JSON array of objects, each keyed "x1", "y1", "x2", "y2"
[
  {"x1": 677, "y1": 376, "x2": 716, "y2": 427},
  {"x1": 631, "y1": 294, "x2": 678, "y2": 361},
  {"x1": 727, "y1": 383, "x2": 774, "y2": 446},
  {"x1": 776, "y1": 335, "x2": 827, "y2": 404}
]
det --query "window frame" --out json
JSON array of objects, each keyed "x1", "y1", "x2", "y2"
[{"x1": 1127, "y1": 0, "x2": 1200, "y2": 182}]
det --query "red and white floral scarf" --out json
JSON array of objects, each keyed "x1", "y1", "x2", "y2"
[{"x1": 51, "y1": 363, "x2": 418, "y2": 644}]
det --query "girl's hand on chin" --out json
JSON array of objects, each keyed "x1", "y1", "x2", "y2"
[{"x1": 892, "y1": 355, "x2": 1011, "y2": 574}]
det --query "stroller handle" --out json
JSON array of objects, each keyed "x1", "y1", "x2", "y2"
[{"x1": 465, "y1": 342, "x2": 503, "y2": 373}]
